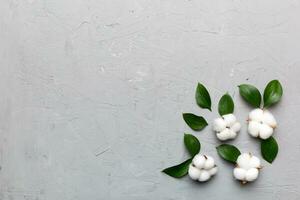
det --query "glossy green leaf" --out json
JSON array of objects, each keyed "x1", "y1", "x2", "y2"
[
  {"x1": 263, "y1": 80, "x2": 283, "y2": 108},
  {"x1": 182, "y1": 113, "x2": 208, "y2": 131},
  {"x1": 195, "y1": 83, "x2": 212, "y2": 111},
  {"x1": 218, "y1": 93, "x2": 234, "y2": 116},
  {"x1": 184, "y1": 133, "x2": 201, "y2": 157},
  {"x1": 216, "y1": 144, "x2": 241, "y2": 163},
  {"x1": 162, "y1": 158, "x2": 192, "y2": 178},
  {"x1": 261, "y1": 136, "x2": 279, "y2": 163},
  {"x1": 238, "y1": 84, "x2": 262, "y2": 108}
]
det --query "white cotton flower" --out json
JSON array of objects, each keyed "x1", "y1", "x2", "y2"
[
  {"x1": 233, "y1": 168, "x2": 246, "y2": 180},
  {"x1": 245, "y1": 168, "x2": 259, "y2": 182},
  {"x1": 208, "y1": 167, "x2": 218, "y2": 176},
  {"x1": 188, "y1": 165, "x2": 201, "y2": 180},
  {"x1": 199, "y1": 171, "x2": 211, "y2": 182},
  {"x1": 213, "y1": 114, "x2": 241, "y2": 141},
  {"x1": 248, "y1": 108, "x2": 277, "y2": 139},
  {"x1": 233, "y1": 153, "x2": 261, "y2": 184},
  {"x1": 231, "y1": 122, "x2": 242, "y2": 132},
  {"x1": 223, "y1": 114, "x2": 237, "y2": 127},
  {"x1": 203, "y1": 156, "x2": 215, "y2": 169},
  {"x1": 213, "y1": 118, "x2": 227, "y2": 132},
  {"x1": 188, "y1": 154, "x2": 218, "y2": 182},
  {"x1": 193, "y1": 154, "x2": 206, "y2": 168}
]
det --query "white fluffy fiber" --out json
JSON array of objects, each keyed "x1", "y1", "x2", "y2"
[
  {"x1": 248, "y1": 108, "x2": 277, "y2": 139},
  {"x1": 233, "y1": 153, "x2": 261, "y2": 183},
  {"x1": 213, "y1": 114, "x2": 241, "y2": 141},
  {"x1": 188, "y1": 154, "x2": 218, "y2": 182}
]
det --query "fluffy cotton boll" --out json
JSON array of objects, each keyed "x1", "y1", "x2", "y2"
[
  {"x1": 192, "y1": 154, "x2": 206, "y2": 169},
  {"x1": 223, "y1": 114, "x2": 237, "y2": 127},
  {"x1": 233, "y1": 168, "x2": 246, "y2": 181},
  {"x1": 237, "y1": 153, "x2": 252, "y2": 169},
  {"x1": 248, "y1": 108, "x2": 277, "y2": 139},
  {"x1": 249, "y1": 156, "x2": 261, "y2": 168},
  {"x1": 217, "y1": 128, "x2": 237, "y2": 141},
  {"x1": 188, "y1": 165, "x2": 201, "y2": 180},
  {"x1": 245, "y1": 168, "x2": 259, "y2": 182},
  {"x1": 216, "y1": 129, "x2": 230, "y2": 141},
  {"x1": 208, "y1": 167, "x2": 218, "y2": 176},
  {"x1": 234, "y1": 153, "x2": 261, "y2": 183},
  {"x1": 259, "y1": 124, "x2": 273, "y2": 139},
  {"x1": 214, "y1": 114, "x2": 241, "y2": 141},
  {"x1": 263, "y1": 110, "x2": 277, "y2": 128},
  {"x1": 217, "y1": 133, "x2": 228, "y2": 141},
  {"x1": 199, "y1": 171, "x2": 211, "y2": 182},
  {"x1": 228, "y1": 130, "x2": 237, "y2": 138},
  {"x1": 203, "y1": 156, "x2": 215, "y2": 170},
  {"x1": 249, "y1": 108, "x2": 264, "y2": 122},
  {"x1": 213, "y1": 118, "x2": 227, "y2": 132},
  {"x1": 248, "y1": 121, "x2": 261, "y2": 137},
  {"x1": 231, "y1": 122, "x2": 241, "y2": 132},
  {"x1": 188, "y1": 154, "x2": 217, "y2": 182}
]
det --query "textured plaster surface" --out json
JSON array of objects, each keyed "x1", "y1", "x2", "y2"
[{"x1": 0, "y1": 0, "x2": 300, "y2": 199}]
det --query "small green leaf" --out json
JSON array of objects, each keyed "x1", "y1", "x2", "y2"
[
  {"x1": 162, "y1": 158, "x2": 192, "y2": 178},
  {"x1": 216, "y1": 144, "x2": 241, "y2": 163},
  {"x1": 263, "y1": 80, "x2": 283, "y2": 108},
  {"x1": 195, "y1": 83, "x2": 212, "y2": 111},
  {"x1": 238, "y1": 84, "x2": 262, "y2": 108},
  {"x1": 261, "y1": 136, "x2": 279, "y2": 163},
  {"x1": 218, "y1": 93, "x2": 234, "y2": 116},
  {"x1": 182, "y1": 113, "x2": 208, "y2": 131},
  {"x1": 184, "y1": 134, "x2": 201, "y2": 157}
]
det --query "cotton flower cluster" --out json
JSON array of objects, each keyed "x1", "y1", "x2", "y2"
[
  {"x1": 233, "y1": 153, "x2": 261, "y2": 184},
  {"x1": 213, "y1": 114, "x2": 241, "y2": 141},
  {"x1": 188, "y1": 154, "x2": 218, "y2": 182},
  {"x1": 248, "y1": 108, "x2": 277, "y2": 139}
]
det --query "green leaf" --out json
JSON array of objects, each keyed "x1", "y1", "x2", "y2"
[
  {"x1": 263, "y1": 80, "x2": 283, "y2": 108},
  {"x1": 195, "y1": 83, "x2": 212, "y2": 111},
  {"x1": 184, "y1": 134, "x2": 201, "y2": 157},
  {"x1": 216, "y1": 144, "x2": 241, "y2": 163},
  {"x1": 218, "y1": 93, "x2": 234, "y2": 116},
  {"x1": 162, "y1": 158, "x2": 192, "y2": 178},
  {"x1": 182, "y1": 113, "x2": 208, "y2": 131},
  {"x1": 238, "y1": 84, "x2": 262, "y2": 108},
  {"x1": 261, "y1": 136, "x2": 279, "y2": 163}
]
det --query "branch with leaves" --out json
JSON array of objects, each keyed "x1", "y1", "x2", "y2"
[
  {"x1": 162, "y1": 80, "x2": 284, "y2": 185},
  {"x1": 238, "y1": 80, "x2": 282, "y2": 163},
  {"x1": 213, "y1": 93, "x2": 241, "y2": 141},
  {"x1": 216, "y1": 144, "x2": 262, "y2": 184},
  {"x1": 162, "y1": 134, "x2": 201, "y2": 178},
  {"x1": 163, "y1": 134, "x2": 218, "y2": 182}
]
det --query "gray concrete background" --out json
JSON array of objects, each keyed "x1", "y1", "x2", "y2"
[{"x1": 0, "y1": 0, "x2": 300, "y2": 199}]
